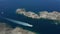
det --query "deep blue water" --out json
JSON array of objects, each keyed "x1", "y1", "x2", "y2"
[{"x1": 0, "y1": 0, "x2": 60, "y2": 34}]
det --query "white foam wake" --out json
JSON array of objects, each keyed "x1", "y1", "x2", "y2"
[{"x1": 5, "y1": 18, "x2": 33, "y2": 27}]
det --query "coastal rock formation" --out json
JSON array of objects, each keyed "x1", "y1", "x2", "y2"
[
  {"x1": 16, "y1": 8, "x2": 60, "y2": 20},
  {"x1": 16, "y1": 8, "x2": 40, "y2": 19}
]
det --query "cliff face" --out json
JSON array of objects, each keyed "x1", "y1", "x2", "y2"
[
  {"x1": 11, "y1": 27, "x2": 36, "y2": 34},
  {"x1": 0, "y1": 23, "x2": 36, "y2": 34},
  {"x1": 0, "y1": 23, "x2": 13, "y2": 34}
]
